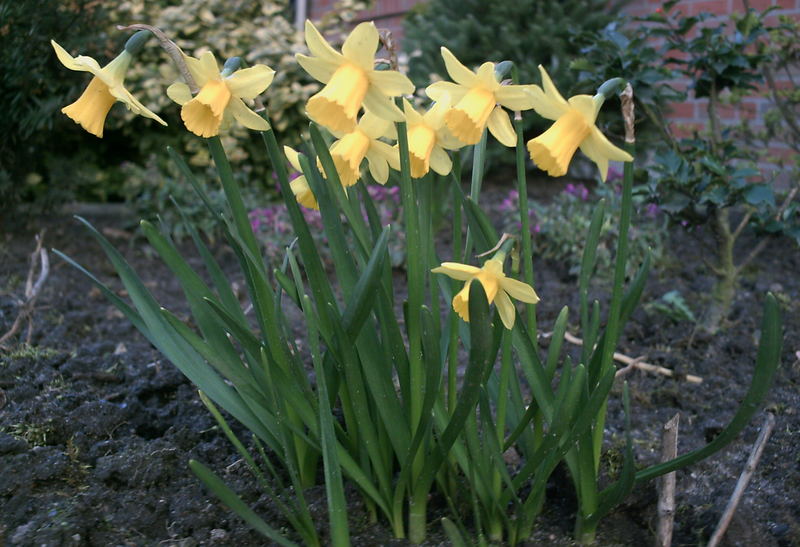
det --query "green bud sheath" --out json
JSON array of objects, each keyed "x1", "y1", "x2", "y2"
[{"x1": 124, "y1": 30, "x2": 151, "y2": 56}]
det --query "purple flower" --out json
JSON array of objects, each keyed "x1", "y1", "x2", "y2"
[{"x1": 645, "y1": 203, "x2": 660, "y2": 218}]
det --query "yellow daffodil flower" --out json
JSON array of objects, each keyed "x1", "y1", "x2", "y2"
[
  {"x1": 401, "y1": 97, "x2": 463, "y2": 178},
  {"x1": 51, "y1": 40, "x2": 166, "y2": 138},
  {"x1": 432, "y1": 258, "x2": 539, "y2": 329},
  {"x1": 426, "y1": 48, "x2": 536, "y2": 147},
  {"x1": 166, "y1": 51, "x2": 274, "y2": 138},
  {"x1": 326, "y1": 112, "x2": 400, "y2": 186},
  {"x1": 526, "y1": 65, "x2": 633, "y2": 181},
  {"x1": 284, "y1": 146, "x2": 320, "y2": 210},
  {"x1": 297, "y1": 20, "x2": 414, "y2": 133}
]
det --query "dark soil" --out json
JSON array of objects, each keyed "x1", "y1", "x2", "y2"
[{"x1": 1, "y1": 195, "x2": 798, "y2": 546}]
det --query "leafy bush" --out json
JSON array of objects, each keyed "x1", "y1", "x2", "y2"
[
  {"x1": 492, "y1": 179, "x2": 667, "y2": 278},
  {"x1": 1, "y1": 0, "x2": 368, "y2": 222},
  {"x1": 0, "y1": 0, "x2": 121, "y2": 215}
]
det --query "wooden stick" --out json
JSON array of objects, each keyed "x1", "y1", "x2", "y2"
[
  {"x1": 0, "y1": 233, "x2": 49, "y2": 348},
  {"x1": 707, "y1": 413, "x2": 776, "y2": 547},
  {"x1": 656, "y1": 414, "x2": 680, "y2": 547},
  {"x1": 558, "y1": 331, "x2": 703, "y2": 384}
]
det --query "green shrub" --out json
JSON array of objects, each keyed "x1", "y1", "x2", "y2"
[
  {"x1": 492, "y1": 180, "x2": 666, "y2": 278},
  {"x1": 0, "y1": 0, "x2": 121, "y2": 215}
]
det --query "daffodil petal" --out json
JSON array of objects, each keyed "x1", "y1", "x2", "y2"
[
  {"x1": 475, "y1": 62, "x2": 499, "y2": 90},
  {"x1": 284, "y1": 146, "x2": 303, "y2": 171},
  {"x1": 432, "y1": 262, "x2": 481, "y2": 280},
  {"x1": 487, "y1": 107, "x2": 516, "y2": 147},
  {"x1": 228, "y1": 97, "x2": 270, "y2": 131},
  {"x1": 426, "y1": 81, "x2": 468, "y2": 104},
  {"x1": 370, "y1": 69, "x2": 415, "y2": 96},
  {"x1": 429, "y1": 146, "x2": 452, "y2": 176},
  {"x1": 109, "y1": 86, "x2": 167, "y2": 125},
  {"x1": 296, "y1": 53, "x2": 339, "y2": 83},
  {"x1": 362, "y1": 88, "x2": 405, "y2": 123},
  {"x1": 51, "y1": 40, "x2": 96, "y2": 72},
  {"x1": 226, "y1": 65, "x2": 275, "y2": 99},
  {"x1": 167, "y1": 82, "x2": 193, "y2": 105},
  {"x1": 359, "y1": 111, "x2": 393, "y2": 139},
  {"x1": 423, "y1": 97, "x2": 450, "y2": 129},
  {"x1": 527, "y1": 85, "x2": 568, "y2": 121},
  {"x1": 370, "y1": 140, "x2": 400, "y2": 171},
  {"x1": 365, "y1": 149, "x2": 390, "y2": 184},
  {"x1": 290, "y1": 175, "x2": 319, "y2": 209},
  {"x1": 500, "y1": 277, "x2": 540, "y2": 303},
  {"x1": 568, "y1": 95, "x2": 600, "y2": 125},
  {"x1": 494, "y1": 290, "x2": 516, "y2": 329},
  {"x1": 495, "y1": 85, "x2": 537, "y2": 111},
  {"x1": 437, "y1": 129, "x2": 464, "y2": 150},
  {"x1": 579, "y1": 127, "x2": 633, "y2": 182},
  {"x1": 440, "y1": 47, "x2": 477, "y2": 87},
  {"x1": 187, "y1": 51, "x2": 220, "y2": 88},
  {"x1": 539, "y1": 65, "x2": 568, "y2": 106},
  {"x1": 402, "y1": 99, "x2": 424, "y2": 126},
  {"x1": 342, "y1": 22, "x2": 379, "y2": 71},
  {"x1": 304, "y1": 20, "x2": 344, "y2": 64}
]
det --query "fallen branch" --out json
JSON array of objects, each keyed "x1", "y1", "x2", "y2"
[
  {"x1": 656, "y1": 414, "x2": 680, "y2": 547},
  {"x1": 707, "y1": 412, "x2": 776, "y2": 547},
  {"x1": 0, "y1": 232, "x2": 49, "y2": 348},
  {"x1": 558, "y1": 331, "x2": 703, "y2": 384}
]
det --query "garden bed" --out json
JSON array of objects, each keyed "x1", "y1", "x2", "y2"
[{"x1": 1, "y1": 193, "x2": 798, "y2": 546}]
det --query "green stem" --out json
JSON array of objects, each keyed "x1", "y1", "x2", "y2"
[
  {"x1": 207, "y1": 137, "x2": 260, "y2": 260},
  {"x1": 448, "y1": 154, "x2": 463, "y2": 414},
  {"x1": 511, "y1": 66, "x2": 537, "y2": 340},
  {"x1": 397, "y1": 119, "x2": 427, "y2": 543},
  {"x1": 463, "y1": 131, "x2": 488, "y2": 259}
]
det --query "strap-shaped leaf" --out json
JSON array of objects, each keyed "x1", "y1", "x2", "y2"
[
  {"x1": 635, "y1": 293, "x2": 782, "y2": 482},
  {"x1": 412, "y1": 281, "x2": 497, "y2": 497},
  {"x1": 585, "y1": 383, "x2": 635, "y2": 528},
  {"x1": 189, "y1": 460, "x2": 297, "y2": 546},
  {"x1": 68, "y1": 216, "x2": 275, "y2": 448}
]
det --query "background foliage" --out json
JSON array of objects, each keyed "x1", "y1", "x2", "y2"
[{"x1": 0, "y1": 0, "x2": 367, "y2": 223}]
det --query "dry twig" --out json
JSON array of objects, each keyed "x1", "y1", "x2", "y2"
[
  {"x1": 656, "y1": 414, "x2": 680, "y2": 547},
  {"x1": 707, "y1": 412, "x2": 776, "y2": 547},
  {"x1": 0, "y1": 232, "x2": 49, "y2": 348},
  {"x1": 558, "y1": 331, "x2": 703, "y2": 384}
]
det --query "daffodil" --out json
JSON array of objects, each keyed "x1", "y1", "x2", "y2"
[
  {"x1": 326, "y1": 112, "x2": 400, "y2": 186},
  {"x1": 432, "y1": 258, "x2": 540, "y2": 329},
  {"x1": 426, "y1": 48, "x2": 536, "y2": 147},
  {"x1": 284, "y1": 146, "x2": 320, "y2": 210},
  {"x1": 526, "y1": 65, "x2": 633, "y2": 181},
  {"x1": 51, "y1": 38, "x2": 166, "y2": 138},
  {"x1": 166, "y1": 52, "x2": 274, "y2": 138},
  {"x1": 297, "y1": 20, "x2": 414, "y2": 133},
  {"x1": 401, "y1": 97, "x2": 463, "y2": 178}
]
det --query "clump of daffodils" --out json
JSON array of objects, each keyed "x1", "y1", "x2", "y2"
[{"x1": 53, "y1": 23, "x2": 634, "y2": 322}]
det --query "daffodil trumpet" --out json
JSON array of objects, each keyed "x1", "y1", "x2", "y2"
[
  {"x1": 526, "y1": 65, "x2": 633, "y2": 181},
  {"x1": 52, "y1": 31, "x2": 167, "y2": 138},
  {"x1": 166, "y1": 51, "x2": 274, "y2": 138},
  {"x1": 400, "y1": 97, "x2": 464, "y2": 178}
]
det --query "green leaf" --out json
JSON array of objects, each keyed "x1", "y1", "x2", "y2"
[
  {"x1": 635, "y1": 293, "x2": 782, "y2": 482},
  {"x1": 744, "y1": 184, "x2": 775, "y2": 207},
  {"x1": 189, "y1": 460, "x2": 297, "y2": 546}
]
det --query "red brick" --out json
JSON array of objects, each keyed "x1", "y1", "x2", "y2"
[
  {"x1": 689, "y1": 1, "x2": 730, "y2": 16},
  {"x1": 669, "y1": 101, "x2": 696, "y2": 118}
]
